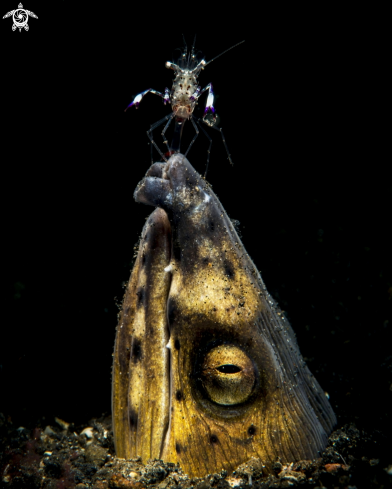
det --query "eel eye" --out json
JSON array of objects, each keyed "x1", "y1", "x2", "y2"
[
  {"x1": 201, "y1": 345, "x2": 256, "y2": 405},
  {"x1": 216, "y1": 364, "x2": 241, "y2": 374}
]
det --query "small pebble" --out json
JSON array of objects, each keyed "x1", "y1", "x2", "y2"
[
  {"x1": 85, "y1": 444, "x2": 108, "y2": 466},
  {"x1": 80, "y1": 427, "x2": 94, "y2": 439},
  {"x1": 55, "y1": 416, "x2": 70, "y2": 430},
  {"x1": 384, "y1": 465, "x2": 392, "y2": 475},
  {"x1": 325, "y1": 463, "x2": 341, "y2": 472},
  {"x1": 44, "y1": 426, "x2": 56, "y2": 436},
  {"x1": 226, "y1": 477, "x2": 243, "y2": 487}
]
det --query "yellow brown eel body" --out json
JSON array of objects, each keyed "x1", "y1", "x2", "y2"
[{"x1": 112, "y1": 154, "x2": 336, "y2": 477}]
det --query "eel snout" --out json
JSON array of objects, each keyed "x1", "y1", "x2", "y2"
[{"x1": 134, "y1": 154, "x2": 205, "y2": 210}]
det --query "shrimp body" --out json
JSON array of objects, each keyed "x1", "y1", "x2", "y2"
[
  {"x1": 125, "y1": 37, "x2": 244, "y2": 175},
  {"x1": 170, "y1": 69, "x2": 199, "y2": 119}
]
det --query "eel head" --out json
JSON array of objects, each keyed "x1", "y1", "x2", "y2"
[{"x1": 112, "y1": 154, "x2": 336, "y2": 477}]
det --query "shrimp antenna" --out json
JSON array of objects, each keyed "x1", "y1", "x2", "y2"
[
  {"x1": 190, "y1": 34, "x2": 197, "y2": 59},
  {"x1": 182, "y1": 34, "x2": 188, "y2": 57},
  {"x1": 204, "y1": 40, "x2": 245, "y2": 67}
]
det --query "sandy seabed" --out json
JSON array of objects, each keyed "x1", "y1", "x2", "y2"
[{"x1": 1, "y1": 412, "x2": 391, "y2": 489}]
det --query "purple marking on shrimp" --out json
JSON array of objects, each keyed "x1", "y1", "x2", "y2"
[{"x1": 204, "y1": 105, "x2": 215, "y2": 115}]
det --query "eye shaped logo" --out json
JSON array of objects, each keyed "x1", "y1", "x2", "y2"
[
  {"x1": 201, "y1": 344, "x2": 256, "y2": 405},
  {"x1": 3, "y1": 3, "x2": 38, "y2": 32}
]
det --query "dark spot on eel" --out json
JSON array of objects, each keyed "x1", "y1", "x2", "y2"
[
  {"x1": 210, "y1": 435, "x2": 218, "y2": 444},
  {"x1": 175, "y1": 442, "x2": 182, "y2": 454},
  {"x1": 224, "y1": 260, "x2": 235, "y2": 279},
  {"x1": 174, "y1": 339, "x2": 180, "y2": 350},
  {"x1": 176, "y1": 390, "x2": 183, "y2": 401},
  {"x1": 136, "y1": 287, "x2": 144, "y2": 307},
  {"x1": 132, "y1": 338, "x2": 142, "y2": 363},
  {"x1": 168, "y1": 298, "x2": 178, "y2": 324},
  {"x1": 172, "y1": 242, "x2": 182, "y2": 262},
  {"x1": 129, "y1": 408, "x2": 138, "y2": 429},
  {"x1": 125, "y1": 347, "x2": 131, "y2": 362},
  {"x1": 248, "y1": 426, "x2": 256, "y2": 436},
  {"x1": 208, "y1": 219, "x2": 215, "y2": 232}
]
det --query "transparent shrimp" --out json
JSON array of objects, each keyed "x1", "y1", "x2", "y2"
[{"x1": 125, "y1": 36, "x2": 244, "y2": 177}]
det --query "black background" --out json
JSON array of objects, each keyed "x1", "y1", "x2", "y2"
[{"x1": 1, "y1": 2, "x2": 390, "y2": 456}]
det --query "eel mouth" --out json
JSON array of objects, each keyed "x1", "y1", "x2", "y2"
[
  {"x1": 135, "y1": 167, "x2": 175, "y2": 459},
  {"x1": 132, "y1": 154, "x2": 201, "y2": 460}
]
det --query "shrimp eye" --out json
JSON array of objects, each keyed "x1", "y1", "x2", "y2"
[{"x1": 201, "y1": 345, "x2": 256, "y2": 405}]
